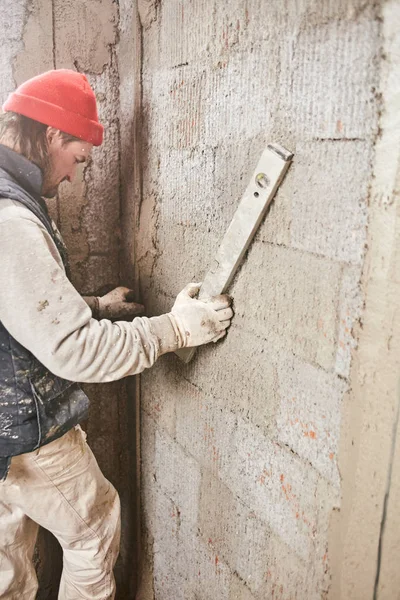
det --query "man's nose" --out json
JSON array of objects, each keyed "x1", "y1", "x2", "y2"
[{"x1": 66, "y1": 166, "x2": 78, "y2": 183}]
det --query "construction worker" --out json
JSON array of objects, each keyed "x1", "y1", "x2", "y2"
[{"x1": 0, "y1": 69, "x2": 233, "y2": 599}]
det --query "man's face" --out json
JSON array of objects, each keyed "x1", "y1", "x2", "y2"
[{"x1": 41, "y1": 128, "x2": 93, "y2": 198}]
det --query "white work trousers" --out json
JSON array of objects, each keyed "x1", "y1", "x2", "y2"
[{"x1": 0, "y1": 425, "x2": 121, "y2": 599}]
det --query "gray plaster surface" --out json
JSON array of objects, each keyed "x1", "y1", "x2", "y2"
[{"x1": 134, "y1": 1, "x2": 398, "y2": 599}]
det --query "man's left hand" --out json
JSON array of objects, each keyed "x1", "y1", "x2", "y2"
[{"x1": 97, "y1": 287, "x2": 145, "y2": 320}]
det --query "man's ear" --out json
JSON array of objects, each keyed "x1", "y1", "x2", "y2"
[{"x1": 46, "y1": 127, "x2": 61, "y2": 147}]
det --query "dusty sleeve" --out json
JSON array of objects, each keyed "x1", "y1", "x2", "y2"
[{"x1": 0, "y1": 217, "x2": 183, "y2": 383}]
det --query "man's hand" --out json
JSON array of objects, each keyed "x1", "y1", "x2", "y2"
[
  {"x1": 84, "y1": 287, "x2": 145, "y2": 321},
  {"x1": 171, "y1": 283, "x2": 233, "y2": 348},
  {"x1": 98, "y1": 287, "x2": 145, "y2": 320}
]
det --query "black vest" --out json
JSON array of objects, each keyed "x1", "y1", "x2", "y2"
[{"x1": 0, "y1": 145, "x2": 89, "y2": 480}]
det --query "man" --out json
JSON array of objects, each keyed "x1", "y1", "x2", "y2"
[{"x1": 0, "y1": 69, "x2": 233, "y2": 599}]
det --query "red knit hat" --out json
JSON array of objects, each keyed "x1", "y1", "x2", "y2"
[{"x1": 2, "y1": 69, "x2": 103, "y2": 146}]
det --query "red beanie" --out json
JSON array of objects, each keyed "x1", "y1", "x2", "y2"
[{"x1": 2, "y1": 69, "x2": 103, "y2": 146}]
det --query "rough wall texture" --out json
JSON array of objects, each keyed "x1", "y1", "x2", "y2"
[
  {"x1": 135, "y1": 1, "x2": 398, "y2": 599},
  {"x1": 1, "y1": 1, "x2": 137, "y2": 598},
  {"x1": 329, "y1": 2, "x2": 400, "y2": 598}
]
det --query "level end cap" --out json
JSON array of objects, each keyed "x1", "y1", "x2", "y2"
[{"x1": 267, "y1": 143, "x2": 294, "y2": 162}]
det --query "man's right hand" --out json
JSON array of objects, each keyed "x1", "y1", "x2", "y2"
[{"x1": 171, "y1": 283, "x2": 233, "y2": 348}]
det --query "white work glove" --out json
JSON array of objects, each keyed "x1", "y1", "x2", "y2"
[
  {"x1": 98, "y1": 287, "x2": 145, "y2": 320},
  {"x1": 171, "y1": 283, "x2": 233, "y2": 348},
  {"x1": 84, "y1": 287, "x2": 145, "y2": 321}
]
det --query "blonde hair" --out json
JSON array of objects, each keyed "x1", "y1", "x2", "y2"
[{"x1": 0, "y1": 111, "x2": 81, "y2": 172}]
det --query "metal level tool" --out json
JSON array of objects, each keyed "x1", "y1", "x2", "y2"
[{"x1": 175, "y1": 142, "x2": 293, "y2": 363}]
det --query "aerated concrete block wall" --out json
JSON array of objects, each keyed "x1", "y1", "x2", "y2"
[{"x1": 134, "y1": 1, "x2": 398, "y2": 599}]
